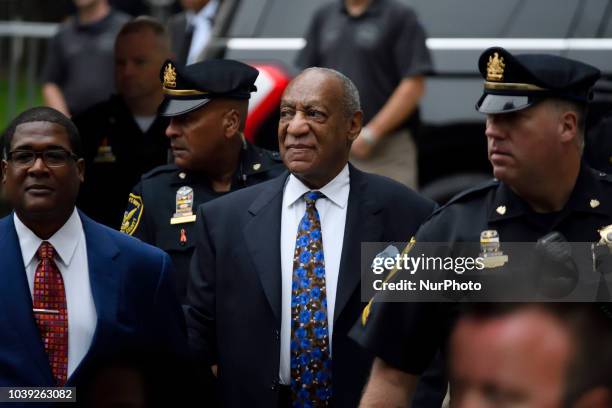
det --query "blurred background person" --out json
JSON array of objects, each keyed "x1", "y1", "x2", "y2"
[
  {"x1": 297, "y1": 0, "x2": 432, "y2": 189},
  {"x1": 168, "y1": 0, "x2": 220, "y2": 65},
  {"x1": 450, "y1": 304, "x2": 612, "y2": 408},
  {"x1": 41, "y1": 0, "x2": 129, "y2": 117},
  {"x1": 75, "y1": 17, "x2": 172, "y2": 229}
]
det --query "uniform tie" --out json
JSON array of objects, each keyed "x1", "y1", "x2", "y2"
[
  {"x1": 290, "y1": 191, "x2": 332, "y2": 407},
  {"x1": 33, "y1": 241, "x2": 68, "y2": 386}
]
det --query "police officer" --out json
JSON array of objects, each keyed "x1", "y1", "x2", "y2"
[
  {"x1": 75, "y1": 17, "x2": 172, "y2": 229},
  {"x1": 350, "y1": 47, "x2": 612, "y2": 407},
  {"x1": 121, "y1": 59, "x2": 285, "y2": 302}
]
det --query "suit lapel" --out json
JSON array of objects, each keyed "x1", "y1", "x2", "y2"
[
  {"x1": 0, "y1": 215, "x2": 54, "y2": 384},
  {"x1": 243, "y1": 173, "x2": 288, "y2": 322},
  {"x1": 334, "y1": 167, "x2": 384, "y2": 323},
  {"x1": 68, "y1": 213, "x2": 120, "y2": 383}
]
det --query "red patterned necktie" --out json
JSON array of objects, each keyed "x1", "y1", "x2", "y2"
[{"x1": 33, "y1": 241, "x2": 68, "y2": 386}]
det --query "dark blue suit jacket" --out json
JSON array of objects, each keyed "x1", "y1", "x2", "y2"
[
  {"x1": 0, "y1": 211, "x2": 189, "y2": 401},
  {"x1": 185, "y1": 165, "x2": 439, "y2": 407}
]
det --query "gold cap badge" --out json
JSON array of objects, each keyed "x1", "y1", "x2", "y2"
[
  {"x1": 590, "y1": 199, "x2": 600, "y2": 209},
  {"x1": 496, "y1": 205, "x2": 507, "y2": 215},
  {"x1": 163, "y1": 63, "x2": 177, "y2": 89},
  {"x1": 487, "y1": 52, "x2": 505, "y2": 81}
]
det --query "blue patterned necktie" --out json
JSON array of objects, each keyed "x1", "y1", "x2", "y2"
[{"x1": 290, "y1": 191, "x2": 332, "y2": 407}]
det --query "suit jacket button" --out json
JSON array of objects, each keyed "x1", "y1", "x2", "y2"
[
  {"x1": 274, "y1": 329, "x2": 280, "y2": 340},
  {"x1": 270, "y1": 381, "x2": 277, "y2": 390}
]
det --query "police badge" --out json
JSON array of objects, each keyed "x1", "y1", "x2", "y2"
[
  {"x1": 592, "y1": 225, "x2": 612, "y2": 272},
  {"x1": 93, "y1": 144, "x2": 117, "y2": 163},
  {"x1": 479, "y1": 230, "x2": 508, "y2": 268},
  {"x1": 170, "y1": 186, "x2": 197, "y2": 225}
]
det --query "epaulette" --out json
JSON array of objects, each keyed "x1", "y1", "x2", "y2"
[
  {"x1": 430, "y1": 178, "x2": 499, "y2": 217},
  {"x1": 141, "y1": 164, "x2": 179, "y2": 180}
]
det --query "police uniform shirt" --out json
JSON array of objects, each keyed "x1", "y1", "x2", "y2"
[
  {"x1": 121, "y1": 141, "x2": 284, "y2": 302},
  {"x1": 351, "y1": 164, "x2": 612, "y2": 375},
  {"x1": 75, "y1": 94, "x2": 170, "y2": 229}
]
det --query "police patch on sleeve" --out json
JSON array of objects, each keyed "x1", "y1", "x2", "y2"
[
  {"x1": 361, "y1": 237, "x2": 417, "y2": 326},
  {"x1": 120, "y1": 193, "x2": 144, "y2": 236}
]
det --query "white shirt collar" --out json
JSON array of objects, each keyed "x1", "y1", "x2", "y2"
[
  {"x1": 186, "y1": 0, "x2": 219, "y2": 26},
  {"x1": 284, "y1": 164, "x2": 350, "y2": 209},
  {"x1": 14, "y1": 208, "x2": 82, "y2": 268}
]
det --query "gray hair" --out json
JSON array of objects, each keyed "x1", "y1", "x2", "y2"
[{"x1": 301, "y1": 67, "x2": 361, "y2": 118}]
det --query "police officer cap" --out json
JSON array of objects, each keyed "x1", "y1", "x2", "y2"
[
  {"x1": 475, "y1": 47, "x2": 601, "y2": 114},
  {"x1": 158, "y1": 59, "x2": 259, "y2": 117}
]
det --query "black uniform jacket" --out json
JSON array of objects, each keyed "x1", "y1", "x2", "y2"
[{"x1": 123, "y1": 141, "x2": 285, "y2": 302}]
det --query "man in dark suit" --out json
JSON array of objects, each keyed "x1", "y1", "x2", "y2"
[
  {"x1": 168, "y1": 0, "x2": 220, "y2": 65},
  {"x1": 185, "y1": 67, "x2": 437, "y2": 407},
  {"x1": 0, "y1": 107, "x2": 193, "y2": 405}
]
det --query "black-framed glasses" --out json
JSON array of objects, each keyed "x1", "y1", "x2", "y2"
[{"x1": 5, "y1": 149, "x2": 79, "y2": 168}]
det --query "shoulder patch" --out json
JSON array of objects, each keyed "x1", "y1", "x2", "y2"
[
  {"x1": 361, "y1": 300, "x2": 373, "y2": 326},
  {"x1": 361, "y1": 237, "x2": 417, "y2": 326},
  {"x1": 120, "y1": 193, "x2": 144, "y2": 236}
]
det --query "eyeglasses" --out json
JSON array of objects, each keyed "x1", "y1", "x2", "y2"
[{"x1": 5, "y1": 149, "x2": 79, "y2": 168}]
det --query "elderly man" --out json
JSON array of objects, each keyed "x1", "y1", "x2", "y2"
[
  {"x1": 75, "y1": 17, "x2": 172, "y2": 229},
  {"x1": 451, "y1": 304, "x2": 612, "y2": 407},
  {"x1": 184, "y1": 67, "x2": 436, "y2": 407},
  {"x1": 351, "y1": 47, "x2": 612, "y2": 406},
  {"x1": 121, "y1": 59, "x2": 284, "y2": 302},
  {"x1": 0, "y1": 107, "x2": 191, "y2": 402}
]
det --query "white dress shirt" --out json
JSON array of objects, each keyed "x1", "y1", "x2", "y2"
[
  {"x1": 14, "y1": 209, "x2": 97, "y2": 378},
  {"x1": 185, "y1": 0, "x2": 220, "y2": 65},
  {"x1": 279, "y1": 164, "x2": 350, "y2": 384}
]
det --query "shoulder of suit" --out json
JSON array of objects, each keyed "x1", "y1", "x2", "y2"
[
  {"x1": 90, "y1": 215, "x2": 167, "y2": 258},
  {"x1": 201, "y1": 175, "x2": 282, "y2": 213},
  {"x1": 357, "y1": 169, "x2": 426, "y2": 198}
]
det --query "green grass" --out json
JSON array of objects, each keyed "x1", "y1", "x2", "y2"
[{"x1": 0, "y1": 76, "x2": 43, "y2": 131}]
